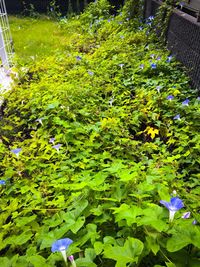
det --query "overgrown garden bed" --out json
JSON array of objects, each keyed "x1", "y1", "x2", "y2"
[{"x1": 0, "y1": 1, "x2": 200, "y2": 266}]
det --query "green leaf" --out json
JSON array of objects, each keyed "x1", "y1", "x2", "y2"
[
  {"x1": 4, "y1": 231, "x2": 33, "y2": 246},
  {"x1": 46, "y1": 101, "x2": 60, "y2": 109},
  {"x1": 137, "y1": 204, "x2": 167, "y2": 232},
  {"x1": 103, "y1": 237, "x2": 144, "y2": 267},
  {"x1": 15, "y1": 215, "x2": 37, "y2": 227},
  {"x1": 94, "y1": 241, "x2": 104, "y2": 255},
  {"x1": 76, "y1": 248, "x2": 97, "y2": 267},
  {"x1": 146, "y1": 236, "x2": 160, "y2": 255},
  {"x1": 167, "y1": 226, "x2": 200, "y2": 252},
  {"x1": 27, "y1": 255, "x2": 48, "y2": 267},
  {"x1": 112, "y1": 204, "x2": 143, "y2": 226},
  {"x1": 70, "y1": 216, "x2": 85, "y2": 234},
  {"x1": 0, "y1": 257, "x2": 11, "y2": 267}
]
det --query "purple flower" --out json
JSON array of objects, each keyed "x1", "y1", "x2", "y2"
[
  {"x1": 182, "y1": 99, "x2": 190, "y2": 106},
  {"x1": 182, "y1": 212, "x2": 191, "y2": 219},
  {"x1": 151, "y1": 63, "x2": 157, "y2": 69},
  {"x1": 107, "y1": 19, "x2": 111, "y2": 22},
  {"x1": 52, "y1": 144, "x2": 62, "y2": 152},
  {"x1": 173, "y1": 114, "x2": 181, "y2": 120},
  {"x1": 49, "y1": 138, "x2": 55, "y2": 144},
  {"x1": 51, "y1": 238, "x2": 73, "y2": 262},
  {"x1": 119, "y1": 63, "x2": 124, "y2": 69},
  {"x1": 88, "y1": 71, "x2": 94, "y2": 76},
  {"x1": 0, "y1": 180, "x2": 6, "y2": 185},
  {"x1": 139, "y1": 26, "x2": 143, "y2": 31},
  {"x1": 139, "y1": 64, "x2": 144, "y2": 69},
  {"x1": 76, "y1": 56, "x2": 82, "y2": 61},
  {"x1": 156, "y1": 56, "x2": 161, "y2": 61},
  {"x1": 68, "y1": 255, "x2": 76, "y2": 266},
  {"x1": 11, "y1": 148, "x2": 22, "y2": 157},
  {"x1": 118, "y1": 21, "x2": 123, "y2": 25},
  {"x1": 197, "y1": 97, "x2": 200, "y2": 101},
  {"x1": 166, "y1": 56, "x2": 173, "y2": 63},
  {"x1": 192, "y1": 219, "x2": 198, "y2": 225},
  {"x1": 160, "y1": 197, "x2": 184, "y2": 221},
  {"x1": 68, "y1": 255, "x2": 74, "y2": 262},
  {"x1": 167, "y1": 95, "x2": 174, "y2": 101}
]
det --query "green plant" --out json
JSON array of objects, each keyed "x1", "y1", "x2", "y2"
[
  {"x1": 1, "y1": 2, "x2": 200, "y2": 266},
  {"x1": 47, "y1": 0, "x2": 61, "y2": 20}
]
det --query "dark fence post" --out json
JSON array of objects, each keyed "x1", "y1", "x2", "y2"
[{"x1": 144, "y1": 0, "x2": 152, "y2": 18}]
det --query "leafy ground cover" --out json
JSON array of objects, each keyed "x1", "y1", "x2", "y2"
[{"x1": 1, "y1": 1, "x2": 200, "y2": 266}]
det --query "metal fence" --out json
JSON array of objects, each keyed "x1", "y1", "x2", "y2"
[
  {"x1": 0, "y1": 0, "x2": 13, "y2": 69},
  {"x1": 144, "y1": 0, "x2": 200, "y2": 90}
]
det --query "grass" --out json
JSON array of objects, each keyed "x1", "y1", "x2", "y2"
[{"x1": 9, "y1": 15, "x2": 68, "y2": 63}]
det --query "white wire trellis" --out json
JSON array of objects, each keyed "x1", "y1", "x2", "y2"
[{"x1": 0, "y1": 0, "x2": 13, "y2": 70}]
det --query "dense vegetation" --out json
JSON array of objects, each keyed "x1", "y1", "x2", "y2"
[{"x1": 1, "y1": 0, "x2": 200, "y2": 266}]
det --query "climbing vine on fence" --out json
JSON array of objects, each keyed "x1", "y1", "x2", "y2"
[{"x1": 153, "y1": 0, "x2": 180, "y2": 43}]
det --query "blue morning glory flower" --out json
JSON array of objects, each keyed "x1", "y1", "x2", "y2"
[
  {"x1": 167, "y1": 95, "x2": 174, "y2": 101},
  {"x1": 156, "y1": 86, "x2": 162, "y2": 93},
  {"x1": 51, "y1": 238, "x2": 73, "y2": 262},
  {"x1": 182, "y1": 99, "x2": 190, "y2": 106},
  {"x1": 0, "y1": 180, "x2": 6, "y2": 185},
  {"x1": 11, "y1": 148, "x2": 22, "y2": 157},
  {"x1": 166, "y1": 56, "x2": 173, "y2": 63},
  {"x1": 197, "y1": 97, "x2": 200, "y2": 101},
  {"x1": 109, "y1": 97, "x2": 114, "y2": 106},
  {"x1": 148, "y1": 16, "x2": 154, "y2": 21},
  {"x1": 52, "y1": 144, "x2": 62, "y2": 152},
  {"x1": 76, "y1": 56, "x2": 82, "y2": 61},
  {"x1": 139, "y1": 26, "x2": 143, "y2": 31},
  {"x1": 139, "y1": 64, "x2": 144, "y2": 69},
  {"x1": 151, "y1": 63, "x2": 157, "y2": 69},
  {"x1": 119, "y1": 63, "x2": 124, "y2": 69},
  {"x1": 192, "y1": 219, "x2": 198, "y2": 225},
  {"x1": 182, "y1": 212, "x2": 191, "y2": 219},
  {"x1": 107, "y1": 19, "x2": 111, "y2": 22},
  {"x1": 49, "y1": 138, "x2": 55, "y2": 144},
  {"x1": 160, "y1": 197, "x2": 184, "y2": 221},
  {"x1": 156, "y1": 56, "x2": 161, "y2": 61},
  {"x1": 118, "y1": 21, "x2": 123, "y2": 25},
  {"x1": 88, "y1": 71, "x2": 94, "y2": 76},
  {"x1": 173, "y1": 114, "x2": 181, "y2": 120}
]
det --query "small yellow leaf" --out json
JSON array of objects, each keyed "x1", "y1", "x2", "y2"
[{"x1": 145, "y1": 126, "x2": 159, "y2": 139}]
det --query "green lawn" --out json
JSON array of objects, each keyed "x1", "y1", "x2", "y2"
[{"x1": 9, "y1": 15, "x2": 68, "y2": 63}]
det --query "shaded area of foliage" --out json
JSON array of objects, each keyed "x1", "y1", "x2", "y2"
[{"x1": 1, "y1": 0, "x2": 200, "y2": 266}]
